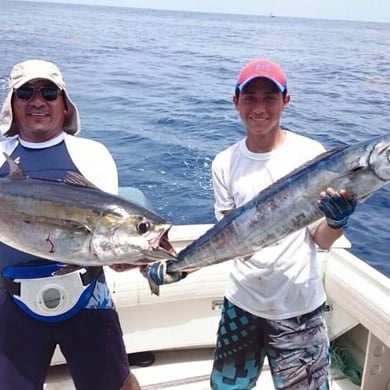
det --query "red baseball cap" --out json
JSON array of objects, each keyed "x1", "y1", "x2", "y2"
[{"x1": 236, "y1": 58, "x2": 287, "y2": 93}]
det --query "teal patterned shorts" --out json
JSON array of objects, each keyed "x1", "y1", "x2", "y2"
[{"x1": 210, "y1": 298, "x2": 330, "y2": 389}]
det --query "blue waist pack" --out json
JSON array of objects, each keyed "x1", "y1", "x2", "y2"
[{"x1": 1, "y1": 263, "x2": 101, "y2": 322}]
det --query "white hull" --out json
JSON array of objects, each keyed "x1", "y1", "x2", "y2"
[{"x1": 47, "y1": 224, "x2": 390, "y2": 389}]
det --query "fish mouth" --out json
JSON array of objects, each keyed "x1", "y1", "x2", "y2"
[{"x1": 150, "y1": 225, "x2": 177, "y2": 259}]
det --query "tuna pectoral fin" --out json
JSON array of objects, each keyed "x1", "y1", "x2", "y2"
[
  {"x1": 23, "y1": 215, "x2": 92, "y2": 233},
  {"x1": 64, "y1": 171, "x2": 98, "y2": 189},
  {"x1": 237, "y1": 255, "x2": 254, "y2": 263}
]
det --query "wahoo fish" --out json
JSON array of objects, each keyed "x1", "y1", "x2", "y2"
[
  {"x1": 167, "y1": 134, "x2": 390, "y2": 273},
  {"x1": 0, "y1": 154, "x2": 176, "y2": 266}
]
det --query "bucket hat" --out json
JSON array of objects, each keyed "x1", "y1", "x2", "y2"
[{"x1": 0, "y1": 59, "x2": 80, "y2": 136}]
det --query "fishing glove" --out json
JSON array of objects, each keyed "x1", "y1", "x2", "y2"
[
  {"x1": 318, "y1": 191, "x2": 357, "y2": 229},
  {"x1": 143, "y1": 260, "x2": 187, "y2": 286}
]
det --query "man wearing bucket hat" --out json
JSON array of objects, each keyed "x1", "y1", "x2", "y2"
[
  {"x1": 0, "y1": 59, "x2": 141, "y2": 390},
  {"x1": 144, "y1": 58, "x2": 357, "y2": 389}
]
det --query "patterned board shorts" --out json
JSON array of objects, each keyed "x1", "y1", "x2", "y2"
[{"x1": 210, "y1": 298, "x2": 330, "y2": 390}]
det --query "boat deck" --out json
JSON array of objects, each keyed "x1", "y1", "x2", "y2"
[{"x1": 45, "y1": 348, "x2": 360, "y2": 389}]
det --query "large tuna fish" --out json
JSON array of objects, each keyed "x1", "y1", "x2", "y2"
[
  {"x1": 0, "y1": 154, "x2": 176, "y2": 266},
  {"x1": 167, "y1": 134, "x2": 390, "y2": 273}
]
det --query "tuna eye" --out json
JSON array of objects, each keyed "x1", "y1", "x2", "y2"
[{"x1": 137, "y1": 220, "x2": 151, "y2": 234}]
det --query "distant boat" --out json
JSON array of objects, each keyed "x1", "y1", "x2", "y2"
[{"x1": 269, "y1": 13, "x2": 276, "y2": 18}]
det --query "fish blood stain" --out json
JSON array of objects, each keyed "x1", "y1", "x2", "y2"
[{"x1": 46, "y1": 234, "x2": 55, "y2": 253}]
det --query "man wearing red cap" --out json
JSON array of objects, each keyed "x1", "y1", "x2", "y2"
[
  {"x1": 145, "y1": 58, "x2": 356, "y2": 389},
  {"x1": 208, "y1": 58, "x2": 356, "y2": 389}
]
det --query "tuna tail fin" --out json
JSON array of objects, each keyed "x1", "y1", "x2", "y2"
[
  {"x1": 147, "y1": 279, "x2": 160, "y2": 296},
  {"x1": 140, "y1": 264, "x2": 161, "y2": 296}
]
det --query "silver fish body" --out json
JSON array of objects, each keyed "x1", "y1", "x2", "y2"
[
  {"x1": 0, "y1": 155, "x2": 175, "y2": 266},
  {"x1": 168, "y1": 134, "x2": 390, "y2": 272}
]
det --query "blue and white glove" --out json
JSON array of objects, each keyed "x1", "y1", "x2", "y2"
[
  {"x1": 143, "y1": 260, "x2": 187, "y2": 286},
  {"x1": 318, "y1": 190, "x2": 357, "y2": 229}
]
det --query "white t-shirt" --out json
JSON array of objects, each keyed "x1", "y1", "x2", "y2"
[{"x1": 212, "y1": 130, "x2": 327, "y2": 320}]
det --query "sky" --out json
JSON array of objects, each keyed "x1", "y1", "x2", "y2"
[{"x1": 22, "y1": 0, "x2": 390, "y2": 23}]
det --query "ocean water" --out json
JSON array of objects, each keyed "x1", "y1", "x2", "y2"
[{"x1": 0, "y1": 1, "x2": 389, "y2": 276}]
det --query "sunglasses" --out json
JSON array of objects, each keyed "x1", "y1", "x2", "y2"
[{"x1": 14, "y1": 86, "x2": 61, "y2": 102}]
